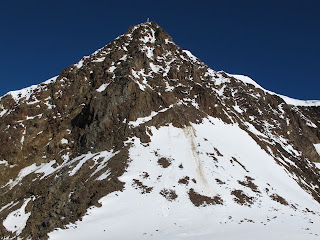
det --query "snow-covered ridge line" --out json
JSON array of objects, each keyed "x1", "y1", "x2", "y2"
[
  {"x1": 182, "y1": 50, "x2": 198, "y2": 62},
  {"x1": 0, "y1": 76, "x2": 58, "y2": 102},
  {"x1": 229, "y1": 74, "x2": 320, "y2": 107},
  {"x1": 179, "y1": 49, "x2": 320, "y2": 107},
  {"x1": 277, "y1": 94, "x2": 320, "y2": 107}
]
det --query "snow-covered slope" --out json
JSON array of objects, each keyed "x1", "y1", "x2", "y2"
[{"x1": 49, "y1": 118, "x2": 320, "y2": 239}]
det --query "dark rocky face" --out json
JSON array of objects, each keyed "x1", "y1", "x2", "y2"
[{"x1": 0, "y1": 21, "x2": 319, "y2": 239}]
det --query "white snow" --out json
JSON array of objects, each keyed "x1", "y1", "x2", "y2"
[
  {"x1": 119, "y1": 55, "x2": 127, "y2": 61},
  {"x1": 140, "y1": 33, "x2": 156, "y2": 44},
  {"x1": 8, "y1": 85, "x2": 36, "y2": 102},
  {"x1": 279, "y1": 95, "x2": 320, "y2": 107},
  {"x1": 2, "y1": 76, "x2": 58, "y2": 103},
  {"x1": 140, "y1": 25, "x2": 156, "y2": 44},
  {"x1": 0, "y1": 159, "x2": 9, "y2": 166},
  {"x1": 0, "y1": 201, "x2": 18, "y2": 213},
  {"x1": 182, "y1": 50, "x2": 198, "y2": 62},
  {"x1": 75, "y1": 59, "x2": 85, "y2": 69},
  {"x1": 108, "y1": 66, "x2": 117, "y2": 72},
  {"x1": 230, "y1": 74, "x2": 262, "y2": 88},
  {"x1": 0, "y1": 108, "x2": 8, "y2": 117},
  {"x1": 6, "y1": 163, "x2": 39, "y2": 189},
  {"x1": 61, "y1": 138, "x2": 69, "y2": 144},
  {"x1": 69, "y1": 153, "x2": 97, "y2": 176},
  {"x1": 130, "y1": 69, "x2": 154, "y2": 91},
  {"x1": 314, "y1": 144, "x2": 320, "y2": 156},
  {"x1": 26, "y1": 99, "x2": 41, "y2": 105},
  {"x1": 20, "y1": 128, "x2": 26, "y2": 147},
  {"x1": 3, "y1": 198, "x2": 32, "y2": 235},
  {"x1": 131, "y1": 69, "x2": 140, "y2": 79},
  {"x1": 90, "y1": 151, "x2": 119, "y2": 180},
  {"x1": 149, "y1": 62, "x2": 161, "y2": 73},
  {"x1": 165, "y1": 82, "x2": 175, "y2": 92},
  {"x1": 26, "y1": 114, "x2": 43, "y2": 120},
  {"x1": 34, "y1": 160, "x2": 58, "y2": 178},
  {"x1": 233, "y1": 105, "x2": 243, "y2": 114},
  {"x1": 129, "y1": 111, "x2": 158, "y2": 127},
  {"x1": 92, "y1": 57, "x2": 105, "y2": 63},
  {"x1": 292, "y1": 107, "x2": 318, "y2": 128},
  {"x1": 5, "y1": 149, "x2": 119, "y2": 188},
  {"x1": 141, "y1": 46, "x2": 154, "y2": 59},
  {"x1": 96, "y1": 83, "x2": 110, "y2": 93},
  {"x1": 205, "y1": 70, "x2": 230, "y2": 86},
  {"x1": 129, "y1": 105, "x2": 173, "y2": 127}
]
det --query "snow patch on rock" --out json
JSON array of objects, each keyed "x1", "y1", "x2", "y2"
[{"x1": 3, "y1": 198, "x2": 33, "y2": 235}]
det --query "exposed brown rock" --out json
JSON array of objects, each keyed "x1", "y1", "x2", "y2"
[
  {"x1": 132, "y1": 179, "x2": 153, "y2": 194},
  {"x1": 231, "y1": 190, "x2": 256, "y2": 206},
  {"x1": 160, "y1": 189, "x2": 178, "y2": 201},
  {"x1": 157, "y1": 157, "x2": 172, "y2": 168},
  {"x1": 188, "y1": 188, "x2": 223, "y2": 207}
]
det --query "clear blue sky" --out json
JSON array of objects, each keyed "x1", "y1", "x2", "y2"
[{"x1": 1, "y1": 0, "x2": 319, "y2": 100}]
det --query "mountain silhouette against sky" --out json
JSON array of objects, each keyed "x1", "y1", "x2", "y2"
[{"x1": 0, "y1": 21, "x2": 320, "y2": 240}]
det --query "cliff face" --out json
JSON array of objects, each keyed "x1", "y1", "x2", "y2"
[{"x1": 0, "y1": 22, "x2": 320, "y2": 239}]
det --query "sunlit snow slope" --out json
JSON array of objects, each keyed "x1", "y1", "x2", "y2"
[{"x1": 49, "y1": 117, "x2": 320, "y2": 240}]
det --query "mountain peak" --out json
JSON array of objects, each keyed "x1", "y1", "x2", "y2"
[
  {"x1": 0, "y1": 22, "x2": 320, "y2": 239},
  {"x1": 127, "y1": 21, "x2": 171, "y2": 45},
  {"x1": 67, "y1": 20, "x2": 175, "y2": 75}
]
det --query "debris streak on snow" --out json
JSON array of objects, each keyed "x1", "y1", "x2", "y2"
[{"x1": 183, "y1": 125, "x2": 212, "y2": 195}]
